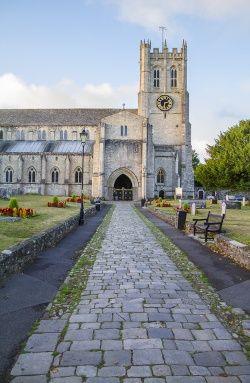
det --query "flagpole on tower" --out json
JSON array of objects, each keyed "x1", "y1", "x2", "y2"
[{"x1": 159, "y1": 26, "x2": 167, "y2": 50}]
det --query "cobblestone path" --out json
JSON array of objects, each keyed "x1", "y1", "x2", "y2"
[{"x1": 11, "y1": 203, "x2": 250, "y2": 383}]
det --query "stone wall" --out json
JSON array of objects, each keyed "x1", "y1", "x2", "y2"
[
  {"x1": 214, "y1": 235, "x2": 250, "y2": 271},
  {"x1": 0, "y1": 205, "x2": 97, "y2": 280},
  {"x1": 185, "y1": 220, "x2": 250, "y2": 271},
  {"x1": 150, "y1": 208, "x2": 250, "y2": 271}
]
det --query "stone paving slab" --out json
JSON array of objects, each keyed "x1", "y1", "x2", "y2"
[{"x1": 10, "y1": 203, "x2": 250, "y2": 382}]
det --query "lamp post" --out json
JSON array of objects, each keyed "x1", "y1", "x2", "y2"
[{"x1": 79, "y1": 128, "x2": 88, "y2": 225}]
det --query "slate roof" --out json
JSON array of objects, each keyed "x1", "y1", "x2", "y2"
[
  {"x1": 0, "y1": 140, "x2": 93, "y2": 154},
  {"x1": 0, "y1": 108, "x2": 138, "y2": 127}
]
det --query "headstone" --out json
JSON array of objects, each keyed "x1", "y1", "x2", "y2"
[
  {"x1": 191, "y1": 202, "x2": 196, "y2": 216},
  {"x1": 221, "y1": 201, "x2": 227, "y2": 216},
  {"x1": 242, "y1": 197, "x2": 246, "y2": 207},
  {"x1": 225, "y1": 201, "x2": 241, "y2": 209}
]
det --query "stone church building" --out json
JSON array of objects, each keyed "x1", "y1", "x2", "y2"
[{"x1": 0, "y1": 40, "x2": 194, "y2": 200}]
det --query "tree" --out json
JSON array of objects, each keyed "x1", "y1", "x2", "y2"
[
  {"x1": 195, "y1": 120, "x2": 250, "y2": 191},
  {"x1": 192, "y1": 149, "x2": 200, "y2": 170},
  {"x1": 192, "y1": 149, "x2": 202, "y2": 187}
]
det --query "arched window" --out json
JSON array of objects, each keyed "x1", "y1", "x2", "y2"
[
  {"x1": 124, "y1": 125, "x2": 128, "y2": 136},
  {"x1": 51, "y1": 167, "x2": 59, "y2": 183},
  {"x1": 72, "y1": 131, "x2": 77, "y2": 140},
  {"x1": 5, "y1": 167, "x2": 13, "y2": 183},
  {"x1": 121, "y1": 126, "x2": 123, "y2": 136},
  {"x1": 42, "y1": 130, "x2": 46, "y2": 140},
  {"x1": 21, "y1": 130, "x2": 25, "y2": 140},
  {"x1": 171, "y1": 66, "x2": 177, "y2": 87},
  {"x1": 153, "y1": 69, "x2": 160, "y2": 88},
  {"x1": 60, "y1": 130, "x2": 64, "y2": 140},
  {"x1": 50, "y1": 130, "x2": 55, "y2": 140},
  {"x1": 0, "y1": 130, "x2": 3, "y2": 139},
  {"x1": 28, "y1": 167, "x2": 36, "y2": 183},
  {"x1": 38, "y1": 130, "x2": 42, "y2": 140},
  {"x1": 64, "y1": 130, "x2": 68, "y2": 140},
  {"x1": 157, "y1": 169, "x2": 165, "y2": 184},
  {"x1": 16, "y1": 130, "x2": 21, "y2": 140},
  {"x1": 75, "y1": 167, "x2": 82, "y2": 183}
]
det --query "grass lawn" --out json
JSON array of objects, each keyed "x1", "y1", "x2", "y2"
[
  {"x1": 0, "y1": 195, "x2": 91, "y2": 252},
  {"x1": 149, "y1": 201, "x2": 250, "y2": 246}
]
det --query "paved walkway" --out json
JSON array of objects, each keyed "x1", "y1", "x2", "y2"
[{"x1": 10, "y1": 203, "x2": 250, "y2": 382}]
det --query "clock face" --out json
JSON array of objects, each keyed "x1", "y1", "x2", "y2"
[{"x1": 156, "y1": 95, "x2": 173, "y2": 111}]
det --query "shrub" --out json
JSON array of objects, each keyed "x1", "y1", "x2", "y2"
[
  {"x1": 53, "y1": 196, "x2": 59, "y2": 204},
  {"x1": 71, "y1": 194, "x2": 77, "y2": 202},
  {"x1": 183, "y1": 202, "x2": 190, "y2": 212},
  {"x1": 9, "y1": 198, "x2": 19, "y2": 209}
]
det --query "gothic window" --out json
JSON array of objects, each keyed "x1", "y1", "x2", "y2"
[
  {"x1": 157, "y1": 169, "x2": 165, "y2": 184},
  {"x1": 60, "y1": 130, "x2": 64, "y2": 140},
  {"x1": 124, "y1": 125, "x2": 128, "y2": 136},
  {"x1": 121, "y1": 125, "x2": 123, "y2": 136},
  {"x1": 51, "y1": 167, "x2": 59, "y2": 183},
  {"x1": 64, "y1": 130, "x2": 68, "y2": 140},
  {"x1": 72, "y1": 131, "x2": 77, "y2": 140},
  {"x1": 5, "y1": 167, "x2": 13, "y2": 183},
  {"x1": 16, "y1": 131, "x2": 21, "y2": 140},
  {"x1": 42, "y1": 130, "x2": 46, "y2": 140},
  {"x1": 38, "y1": 130, "x2": 42, "y2": 140},
  {"x1": 21, "y1": 130, "x2": 25, "y2": 140},
  {"x1": 171, "y1": 66, "x2": 177, "y2": 87},
  {"x1": 0, "y1": 130, "x2": 3, "y2": 139},
  {"x1": 75, "y1": 167, "x2": 82, "y2": 183},
  {"x1": 28, "y1": 167, "x2": 36, "y2": 183},
  {"x1": 153, "y1": 69, "x2": 160, "y2": 87}
]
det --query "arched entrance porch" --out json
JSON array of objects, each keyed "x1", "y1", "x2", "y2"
[{"x1": 107, "y1": 168, "x2": 139, "y2": 201}]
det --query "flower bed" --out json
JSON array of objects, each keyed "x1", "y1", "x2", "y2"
[
  {"x1": 152, "y1": 199, "x2": 172, "y2": 208},
  {"x1": 47, "y1": 201, "x2": 66, "y2": 208},
  {"x1": 0, "y1": 207, "x2": 35, "y2": 218},
  {"x1": 66, "y1": 197, "x2": 82, "y2": 203}
]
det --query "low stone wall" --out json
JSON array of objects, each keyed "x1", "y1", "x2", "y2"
[
  {"x1": 0, "y1": 205, "x2": 96, "y2": 280},
  {"x1": 148, "y1": 207, "x2": 250, "y2": 271},
  {"x1": 150, "y1": 207, "x2": 176, "y2": 227},
  {"x1": 214, "y1": 235, "x2": 250, "y2": 271}
]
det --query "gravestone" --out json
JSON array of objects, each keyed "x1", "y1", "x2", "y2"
[
  {"x1": 225, "y1": 201, "x2": 241, "y2": 209},
  {"x1": 191, "y1": 203, "x2": 196, "y2": 216},
  {"x1": 221, "y1": 201, "x2": 227, "y2": 215}
]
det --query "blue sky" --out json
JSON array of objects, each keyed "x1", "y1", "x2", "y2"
[{"x1": 0, "y1": 0, "x2": 249, "y2": 160}]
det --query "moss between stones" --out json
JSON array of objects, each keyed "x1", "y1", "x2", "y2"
[{"x1": 47, "y1": 205, "x2": 115, "y2": 318}]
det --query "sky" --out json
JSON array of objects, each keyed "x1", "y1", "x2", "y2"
[{"x1": 0, "y1": 0, "x2": 249, "y2": 160}]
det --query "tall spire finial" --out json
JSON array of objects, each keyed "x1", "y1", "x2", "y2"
[{"x1": 159, "y1": 26, "x2": 167, "y2": 51}]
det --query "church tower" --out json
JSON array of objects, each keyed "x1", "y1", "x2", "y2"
[{"x1": 138, "y1": 39, "x2": 194, "y2": 198}]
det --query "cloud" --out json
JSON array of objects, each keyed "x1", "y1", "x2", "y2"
[
  {"x1": 106, "y1": 0, "x2": 250, "y2": 31},
  {"x1": 192, "y1": 139, "x2": 210, "y2": 162},
  {"x1": 0, "y1": 73, "x2": 138, "y2": 109}
]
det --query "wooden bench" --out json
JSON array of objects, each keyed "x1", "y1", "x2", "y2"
[{"x1": 193, "y1": 211, "x2": 225, "y2": 242}]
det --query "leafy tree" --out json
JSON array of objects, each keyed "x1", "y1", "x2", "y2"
[
  {"x1": 192, "y1": 149, "x2": 202, "y2": 187},
  {"x1": 192, "y1": 149, "x2": 200, "y2": 170},
  {"x1": 195, "y1": 120, "x2": 250, "y2": 191}
]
